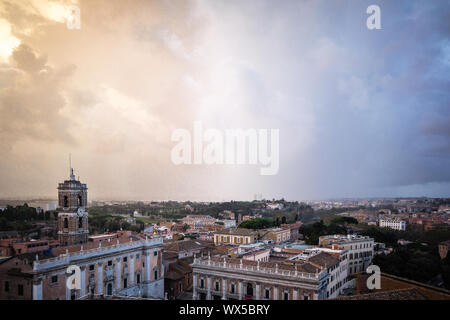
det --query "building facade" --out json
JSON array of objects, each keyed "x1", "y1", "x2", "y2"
[
  {"x1": 0, "y1": 237, "x2": 164, "y2": 300},
  {"x1": 288, "y1": 248, "x2": 349, "y2": 299},
  {"x1": 214, "y1": 229, "x2": 257, "y2": 246},
  {"x1": 260, "y1": 228, "x2": 291, "y2": 243},
  {"x1": 181, "y1": 215, "x2": 217, "y2": 229},
  {"x1": 379, "y1": 218, "x2": 406, "y2": 231},
  {"x1": 191, "y1": 256, "x2": 328, "y2": 300},
  {"x1": 319, "y1": 235, "x2": 374, "y2": 276}
]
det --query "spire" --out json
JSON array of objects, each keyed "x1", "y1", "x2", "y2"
[{"x1": 69, "y1": 153, "x2": 75, "y2": 181}]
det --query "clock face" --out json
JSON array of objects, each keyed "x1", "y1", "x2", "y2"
[{"x1": 77, "y1": 208, "x2": 84, "y2": 217}]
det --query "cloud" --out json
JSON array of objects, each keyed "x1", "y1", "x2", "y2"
[
  {"x1": 0, "y1": 0, "x2": 449, "y2": 200},
  {"x1": 0, "y1": 44, "x2": 77, "y2": 149}
]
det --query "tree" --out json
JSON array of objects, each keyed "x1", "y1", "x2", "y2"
[{"x1": 239, "y1": 218, "x2": 274, "y2": 229}]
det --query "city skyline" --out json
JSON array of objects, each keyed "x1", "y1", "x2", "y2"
[{"x1": 0, "y1": 0, "x2": 449, "y2": 201}]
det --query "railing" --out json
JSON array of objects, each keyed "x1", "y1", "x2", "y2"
[
  {"x1": 33, "y1": 238, "x2": 163, "y2": 271},
  {"x1": 192, "y1": 259, "x2": 325, "y2": 280}
]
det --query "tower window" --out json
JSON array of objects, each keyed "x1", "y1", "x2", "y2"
[
  {"x1": 64, "y1": 218, "x2": 68, "y2": 229},
  {"x1": 78, "y1": 195, "x2": 82, "y2": 207},
  {"x1": 78, "y1": 217, "x2": 83, "y2": 228},
  {"x1": 64, "y1": 196, "x2": 68, "y2": 208}
]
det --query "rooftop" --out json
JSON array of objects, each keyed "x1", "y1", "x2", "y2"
[{"x1": 216, "y1": 228, "x2": 257, "y2": 236}]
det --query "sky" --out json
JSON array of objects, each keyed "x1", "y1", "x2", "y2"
[{"x1": 0, "y1": 0, "x2": 449, "y2": 201}]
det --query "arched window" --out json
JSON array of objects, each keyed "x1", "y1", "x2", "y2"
[
  {"x1": 78, "y1": 217, "x2": 83, "y2": 228},
  {"x1": 63, "y1": 196, "x2": 68, "y2": 208},
  {"x1": 154, "y1": 269, "x2": 158, "y2": 280},
  {"x1": 64, "y1": 218, "x2": 68, "y2": 228},
  {"x1": 78, "y1": 195, "x2": 82, "y2": 207}
]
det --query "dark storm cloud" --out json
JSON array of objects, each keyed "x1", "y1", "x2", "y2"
[{"x1": 0, "y1": 44, "x2": 77, "y2": 148}]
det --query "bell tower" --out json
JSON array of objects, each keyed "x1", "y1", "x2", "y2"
[{"x1": 57, "y1": 159, "x2": 88, "y2": 246}]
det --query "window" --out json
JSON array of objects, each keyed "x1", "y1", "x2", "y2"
[
  {"x1": 283, "y1": 292, "x2": 289, "y2": 300},
  {"x1": 64, "y1": 218, "x2": 68, "y2": 229},
  {"x1": 107, "y1": 283, "x2": 113, "y2": 296},
  {"x1": 108, "y1": 260, "x2": 112, "y2": 266},
  {"x1": 200, "y1": 279, "x2": 205, "y2": 288},
  {"x1": 18, "y1": 284, "x2": 23, "y2": 296},
  {"x1": 123, "y1": 278, "x2": 128, "y2": 289},
  {"x1": 89, "y1": 264, "x2": 95, "y2": 271},
  {"x1": 265, "y1": 289, "x2": 270, "y2": 299},
  {"x1": 303, "y1": 295, "x2": 309, "y2": 300},
  {"x1": 64, "y1": 196, "x2": 68, "y2": 207},
  {"x1": 123, "y1": 257, "x2": 128, "y2": 262},
  {"x1": 154, "y1": 251, "x2": 157, "y2": 256},
  {"x1": 230, "y1": 283, "x2": 235, "y2": 294},
  {"x1": 136, "y1": 254, "x2": 140, "y2": 260},
  {"x1": 51, "y1": 275, "x2": 58, "y2": 283},
  {"x1": 215, "y1": 281, "x2": 220, "y2": 291},
  {"x1": 136, "y1": 273, "x2": 141, "y2": 284},
  {"x1": 78, "y1": 195, "x2": 82, "y2": 207},
  {"x1": 78, "y1": 217, "x2": 83, "y2": 228},
  {"x1": 154, "y1": 270, "x2": 158, "y2": 280},
  {"x1": 4, "y1": 281, "x2": 9, "y2": 292}
]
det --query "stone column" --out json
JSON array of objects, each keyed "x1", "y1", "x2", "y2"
[
  {"x1": 97, "y1": 262, "x2": 103, "y2": 294},
  {"x1": 192, "y1": 273, "x2": 198, "y2": 300},
  {"x1": 129, "y1": 255, "x2": 135, "y2": 285},
  {"x1": 238, "y1": 281, "x2": 243, "y2": 300},
  {"x1": 274, "y1": 286, "x2": 279, "y2": 300},
  {"x1": 222, "y1": 278, "x2": 227, "y2": 300},
  {"x1": 32, "y1": 278, "x2": 43, "y2": 300},
  {"x1": 255, "y1": 283, "x2": 261, "y2": 300},
  {"x1": 145, "y1": 252, "x2": 151, "y2": 282},
  {"x1": 115, "y1": 258, "x2": 121, "y2": 293},
  {"x1": 293, "y1": 288, "x2": 299, "y2": 300},
  {"x1": 80, "y1": 266, "x2": 86, "y2": 298},
  {"x1": 66, "y1": 279, "x2": 70, "y2": 300},
  {"x1": 206, "y1": 276, "x2": 212, "y2": 300}
]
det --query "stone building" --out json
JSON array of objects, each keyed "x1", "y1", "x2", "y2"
[
  {"x1": 191, "y1": 256, "x2": 328, "y2": 300},
  {"x1": 57, "y1": 168, "x2": 89, "y2": 246},
  {"x1": 214, "y1": 228, "x2": 258, "y2": 246},
  {"x1": 259, "y1": 227, "x2": 291, "y2": 243},
  {"x1": 319, "y1": 235, "x2": 374, "y2": 275},
  {"x1": 0, "y1": 237, "x2": 164, "y2": 300},
  {"x1": 0, "y1": 167, "x2": 165, "y2": 300},
  {"x1": 287, "y1": 248, "x2": 349, "y2": 299}
]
